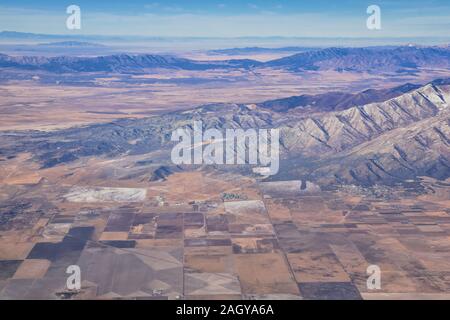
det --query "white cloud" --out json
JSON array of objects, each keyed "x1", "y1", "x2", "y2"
[{"x1": 144, "y1": 3, "x2": 160, "y2": 9}]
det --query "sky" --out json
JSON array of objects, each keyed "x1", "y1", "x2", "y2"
[{"x1": 0, "y1": 0, "x2": 450, "y2": 37}]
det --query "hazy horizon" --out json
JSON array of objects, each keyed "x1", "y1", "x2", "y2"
[
  {"x1": 2, "y1": 30, "x2": 450, "y2": 51},
  {"x1": 1, "y1": 0, "x2": 450, "y2": 38}
]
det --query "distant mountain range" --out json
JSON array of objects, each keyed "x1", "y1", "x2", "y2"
[
  {"x1": 2, "y1": 79, "x2": 449, "y2": 187},
  {"x1": 0, "y1": 31, "x2": 124, "y2": 41},
  {"x1": 208, "y1": 46, "x2": 314, "y2": 55},
  {"x1": 37, "y1": 41, "x2": 105, "y2": 48},
  {"x1": 266, "y1": 46, "x2": 450, "y2": 72},
  {"x1": 3, "y1": 31, "x2": 450, "y2": 46},
  {"x1": 1, "y1": 46, "x2": 450, "y2": 74},
  {"x1": 0, "y1": 31, "x2": 71, "y2": 40}
]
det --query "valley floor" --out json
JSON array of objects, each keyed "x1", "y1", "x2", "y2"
[
  {"x1": 2, "y1": 66, "x2": 447, "y2": 131},
  {"x1": 1, "y1": 168, "x2": 450, "y2": 300}
]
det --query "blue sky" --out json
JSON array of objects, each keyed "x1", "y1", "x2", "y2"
[{"x1": 1, "y1": 0, "x2": 450, "y2": 37}]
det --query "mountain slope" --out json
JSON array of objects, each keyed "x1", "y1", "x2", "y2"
[
  {"x1": 302, "y1": 112, "x2": 450, "y2": 186},
  {"x1": 258, "y1": 83, "x2": 421, "y2": 113},
  {"x1": 279, "y1": 83, "x2": 449, "y2": 156},
  {"x1": 265, "y1": 47, "x2": 450, "y2": 73}
]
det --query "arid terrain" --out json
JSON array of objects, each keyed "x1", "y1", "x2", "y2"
[
  {"x1": 3, "y1": 66, "x2": 447, "y2": 131},
  {"x1": 1, "y1": 41, "x2": 450, "y2": 300},
  {"x1": 1, "y1": 160, "x2": 450, "y2": 299},
  {"x1": 2, "y1": 46, "x2": 450, "y2": 131}
]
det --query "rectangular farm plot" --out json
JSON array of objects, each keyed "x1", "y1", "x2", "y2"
[
  {"x1": 234, "y1": 253, "x2": 299, "y2": 295},
  {"x1": 224, "y1": 200, "x2": 269, "y2": 224}
]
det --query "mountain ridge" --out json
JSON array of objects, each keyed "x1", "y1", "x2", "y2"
[
  {"x1": 257, "y1": 83, "x2": 422, "y2": 113},
  {"x1": 0, "y1": 52, "x2": 262, "y2": 72},
  {"x1": 266, "y1": 46, "x2": 450, "y2": 72},
  {"x1": 0, "y1": 79, "x2": 449, "y2": 187}
]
